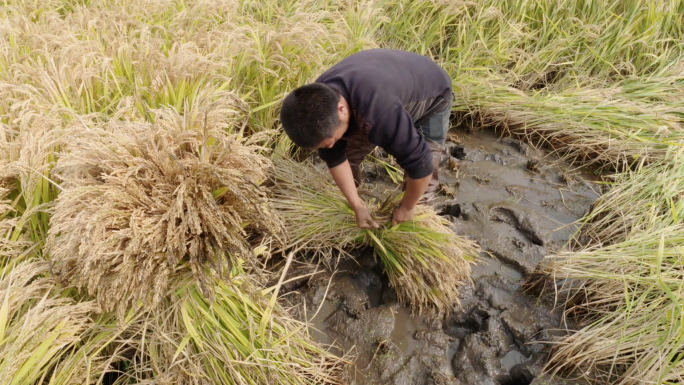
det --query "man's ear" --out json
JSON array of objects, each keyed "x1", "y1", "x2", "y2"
[{"x1": 337, "y1": 96, "x2": 348, "y2": 120}]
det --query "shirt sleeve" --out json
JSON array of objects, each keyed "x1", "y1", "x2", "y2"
[
  {"x1": 371, "y1": 102, "x2": 433, "y2": 179},
  {"x1": 318, "y1": 139, "x2": 348, "y2": 169}
]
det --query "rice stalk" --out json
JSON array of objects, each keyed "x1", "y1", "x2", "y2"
[
  {"x1": 44, "y1": 310, "x2": 147, "y2": 385},
  {"x1": 452, "y1": 75, "x2": 684, "y2": 169},
  {"x1": 47, "y1": 106, "x2": 285, "y2": 317},
  {"x1": 532, "y1": 147, "x2": 684, "y2": 384},
  {"x1": 0, "y1": 92, "x2": 62, "y2": 244},
  {"x1": 0, "y1": 259, "x2": 99, "y2": 385},
  {"x1": 540, "y1": 225, "x2": 684, "y2": 384},
  {"x1": 0, "y1": 162, "x2": 26, "y2": 266},
  {"x1": 576, "y1": 147, "x2": 684, "y2": 246},
  {"x1": 368, "y1": 151, "x2": 404, "y2": 184},
  {"x1": 133, "y1": 263, "x2": 345, "y2": 385},
  {"x1": 271, "y1": 156, "x2": 479, "y2": 313}
]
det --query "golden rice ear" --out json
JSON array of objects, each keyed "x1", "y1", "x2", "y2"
[{"x1": 47, "y1": 106, "x2": 285, "y2": 316}]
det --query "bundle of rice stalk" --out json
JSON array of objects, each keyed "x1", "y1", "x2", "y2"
[
  {"x1": 541, "y1": 225, "x2": 684, "y2": 384},
  {"x1": 47, "y1": 106, "x2": 285, "y2": 317},
  {"x1": 271, "y1": 156, "x2": 479, "y2": 313},
  {"x1": 0, "y1": 259, "x2": 99, "y2": 385},
  {"x1": 139, "y1": 261, "x2": 345, "y2": 385}
]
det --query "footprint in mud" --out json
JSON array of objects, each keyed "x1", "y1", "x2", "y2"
[{"x1": 489, "y1": 206, "x2": 545, "y2": 246}]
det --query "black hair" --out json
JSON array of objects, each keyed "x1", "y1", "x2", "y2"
[{"x1": 280, "y1": 83, "x2": 341, "y2": 148}]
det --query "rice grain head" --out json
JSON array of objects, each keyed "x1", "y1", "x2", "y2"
[
  {"x1": 47, "y1": 105, "x2": 285, "y2": 317},
  {"x1": 0, "y1": 160, "x2": 32, "y2": 267}
]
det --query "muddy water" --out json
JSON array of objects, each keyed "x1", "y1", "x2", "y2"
[{"x1": 284, "y1": 128, "x2": 598, "y2": 385}]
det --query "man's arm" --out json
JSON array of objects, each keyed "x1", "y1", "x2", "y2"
[
  {"x1": 369, "y1": 103, "x2": 434, "y2": 226},
  {"x1": 329, "y1": 160, "x2": 379, "y2": 229},
  {"x1": 392, "y1": 174, "x2": 431, "y2": 226}
]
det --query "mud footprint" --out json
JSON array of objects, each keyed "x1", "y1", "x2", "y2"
[{"x1": 489, "y1": 206, "x2": 545, "y2": 246}]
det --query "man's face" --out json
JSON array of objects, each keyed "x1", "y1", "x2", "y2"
[{"x1": 316, "y1": 95, "x2": 350, "y2": 149}]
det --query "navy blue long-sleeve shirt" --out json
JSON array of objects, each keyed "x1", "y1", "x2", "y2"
[{"x1": 316, "y1": 49, "x2": 452, "y2": 179}]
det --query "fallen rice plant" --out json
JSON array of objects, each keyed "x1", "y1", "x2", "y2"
[
  {"x1": 576, "y1": 147, "x2": 684, "y2": 246},
  {"x1": 452, "y1": 76, "x2": 684, "y2": 169},
  {"x1": 529, "y1": 148, "x2": 684, "y2": 384},
  {"x1": 271, "y1": 156, "x2": 479, "y2": 313},
  {"x1": 0, "y1": 259, "x2": 99, "y2": 385},
  {"x1": 138, "y1": 264, "x2": 345, "y2": 385},
  {"x1": 540, "y1": 225, "x2": 684, "y2": 384},
  {"x1": 47, "y1": 106, "x2": 285, "y2": 317}
]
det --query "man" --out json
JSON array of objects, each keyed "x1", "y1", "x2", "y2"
[{"x1": 280, "y1": 49, "x2": 453, "y2": 228}]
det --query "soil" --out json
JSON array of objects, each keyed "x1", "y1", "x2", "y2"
[{"x1": 282, "y1": 128, "x2": 599, "y2": 385}]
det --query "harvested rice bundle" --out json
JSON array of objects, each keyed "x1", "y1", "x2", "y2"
[
  {"x1": 143, "y1": 264, "x2": 345, "y2": 385},
  {"x1": 47, "y1": 106, "x2": 285, "y2": 317},
  {"x1": 271, "y1": 156, "x2": 479, "y2": 313}
]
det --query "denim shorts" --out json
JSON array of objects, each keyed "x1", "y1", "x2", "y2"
[{"x1": 415, "y1": 94, "x2": 453, "y2": 146}]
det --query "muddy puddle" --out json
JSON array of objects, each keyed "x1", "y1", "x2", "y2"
[{"x1": 283, "y1": 128, "x2": 599, "y2": 385}]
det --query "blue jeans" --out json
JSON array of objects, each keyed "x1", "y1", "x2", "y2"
[{"x1": 415, "y1": 94, "x2": 452, "y2": 146}]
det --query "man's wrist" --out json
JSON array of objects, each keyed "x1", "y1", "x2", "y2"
[
  {"x1": 399, "y1": 201, "x2": 416, "y2": 211},
  {"x1": 349, "y1": 199, "x2": 363, "y2": 211}
]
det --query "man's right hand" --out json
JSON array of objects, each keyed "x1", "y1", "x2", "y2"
[
  {"x1": 328, "y1": 160, "x2": 379, "y2": 229},
  {"x1": 353, "y1": 204, "x2": 379, "y2": 229}
]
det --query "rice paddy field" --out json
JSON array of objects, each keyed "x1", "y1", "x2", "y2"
[{"x1": 1, "y1": 0, "x2": 684, "y2": 384}]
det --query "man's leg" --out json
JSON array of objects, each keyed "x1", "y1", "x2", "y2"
[
  {"x1": 415, "y1": 96, "x2": 453, "y2": 199},
  {"x1": 344, "y1": 136, "x2": 377, "y2": 186}
]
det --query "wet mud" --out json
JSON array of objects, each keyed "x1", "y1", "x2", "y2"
[{"x1": 283, "y1": 128, "x2": 599, "y2": 385}]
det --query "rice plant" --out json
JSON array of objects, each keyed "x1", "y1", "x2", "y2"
[
  {"x1": 528, "y1": 146, "x2": 684, "y2": 384},
  {"x1": 576, "y1": 147, "x2": 684, "y2": 246},
  {"x1": 0, "y1": 259, "x2": 99, "y2": 385},
  {"x1": 271, "y1": 156, "x2": 479, "y2": 313},
  {"x1": 136, "y1": 265, "x2": 345, "y2": 385},
  {"x1": 540, "y1": 226, "x2": 684, "y2": 384},
  {"x1": 451, "y1": 76, "x2": 684, "y2": 169},
  {"x1": 46, "y1": 106, "x2": 284, "y2": 317}
]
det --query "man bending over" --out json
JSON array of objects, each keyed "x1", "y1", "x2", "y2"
[{"x1": 280, "y1": 49, "x2": 453, "y2": 228}]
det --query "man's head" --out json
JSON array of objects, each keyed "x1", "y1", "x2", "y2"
[{"x1": 280, "y1": 83, "x2": 349, "y2": 149}]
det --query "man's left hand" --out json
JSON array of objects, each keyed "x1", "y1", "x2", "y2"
[{"x1": 391, "y1": 205, "x2": 415, "y2": 226}]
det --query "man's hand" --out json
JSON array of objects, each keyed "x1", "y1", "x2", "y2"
[
  {"x1": 391, "y1": 205, "x2": 415, "y2": 226},
  {"x1": 329, "y1": 161, "x2": 379, "y2": 229},
  {"x1": 353, "y1": 204, "x2": 379, "y2": 229}
]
